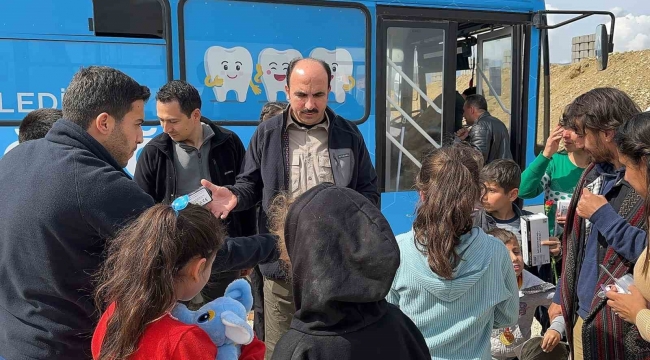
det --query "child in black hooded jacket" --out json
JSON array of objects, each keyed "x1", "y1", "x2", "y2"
[{"x1": 268, "y1": 183, "x2": 431, "y2": 360}]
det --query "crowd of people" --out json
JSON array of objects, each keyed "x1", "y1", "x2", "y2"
[{"x1": 1, "y1": 56, "x2": 650, "y2": 360}]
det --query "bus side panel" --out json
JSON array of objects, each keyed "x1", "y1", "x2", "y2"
[
  {"x1": 0, "y1": 0, "x2": 93, "y2": 37},
  {"x1": 0, "y1": 39, "x2": 168, "y2": 176},
  {"x1": 0, "y1": 39, "x2": 168, "y2": 122},
  {"x1": 180, "y1": 0, "x2": 369, "y2": 123}
]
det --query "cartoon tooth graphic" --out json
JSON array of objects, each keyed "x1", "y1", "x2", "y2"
[
  {"x1": 309, "y1": 48, "x2": 355, "y2": 103},
  {"x1": 254, "y1": 48, "x2": 302, "y2": 102},
  {"x1": 204, "y1": 46, "x2": 261, "y2": 102}
]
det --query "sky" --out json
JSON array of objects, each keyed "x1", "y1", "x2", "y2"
[{"x1": 546, "y1": 0, "x2": 650, "y2": 63}]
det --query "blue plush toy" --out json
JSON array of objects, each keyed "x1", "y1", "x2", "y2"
[{"x1": 171, "y1": 279, "x2": 255, "y2": 360}]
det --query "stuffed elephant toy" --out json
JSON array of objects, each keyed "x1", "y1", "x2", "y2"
[{"x1": 171, "y1": 279, "x2": 255, "y2": 360}]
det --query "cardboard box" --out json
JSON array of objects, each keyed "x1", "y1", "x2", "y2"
[
  {"x1": 555, "y1": 199, "x2": 570, "y2": 235},
  {"x1": 520, "y1": 214, "x2": 551, "y2": 266}
]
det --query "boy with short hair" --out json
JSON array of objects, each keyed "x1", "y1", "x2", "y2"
[
  {"x1": 487, "y1": 228, "x2": 567, "y2": 360},
  {"x1": 480, "y1": 159, "x2": 531, "y2": 242}
]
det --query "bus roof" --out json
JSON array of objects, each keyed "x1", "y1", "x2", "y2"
[{"x1": 328, "y1": 0, "x2": 545, "y2": 13}]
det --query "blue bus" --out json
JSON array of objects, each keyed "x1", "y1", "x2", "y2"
[{"x1": 0, "y1": 0, "x2": 614, "y2": 234}]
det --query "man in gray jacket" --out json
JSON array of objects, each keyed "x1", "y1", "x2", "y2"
[{"x1": 458, "y1": 94, "x2": 512, "y2": 164}]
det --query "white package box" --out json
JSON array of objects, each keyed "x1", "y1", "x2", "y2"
[
  {"x1": 555, "y1": 199, "x2": 570, "y2": 235},
  {"x1": 520, "y1": 213, "x2": 551, "y2": 266}
]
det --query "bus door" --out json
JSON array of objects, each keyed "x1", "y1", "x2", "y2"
[
  {"x1": 376, "y1": 6, "x2": 531, "y2": 234},
  {"x1": 376, "y1": 14, "x2": 457, "y2": 234}
]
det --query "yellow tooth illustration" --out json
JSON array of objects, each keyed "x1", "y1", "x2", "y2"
[
  {"x1": 204, "y1": 75, "x2": 224, "y2": 87},
  {"x1": 254, "y1": 63, "x2": 264, "y2": 83},
  {"x1": 250, "y1": 81, "x2": 262, "y2": 95},
  {"x1": 343, "y1": 76, "x2": 356, "y2": 92}
]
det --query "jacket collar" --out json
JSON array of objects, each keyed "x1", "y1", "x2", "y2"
[
  {"x1": 147, "y1": 117, "x2": 231, "y2": 158},
  {"x1": 282, "y1": 105, "x2": 338, "y2": 130},
  {"x1": 477, "y1": 111, "x2": 491, "y2": 121},
  {"x1": 45, "y1": 119, "x2": 129, "y2": 176}
]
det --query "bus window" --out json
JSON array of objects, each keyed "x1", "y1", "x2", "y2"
[
  {"x1": 180, "y1": 0, "x2": 368, "y2": 124},
  {"x1": 93, "y1": 0, "x2": 164, "y2": 39},
  {"x1": 477, "y1": 28, "x2": 513, "y2": 129},
  {"x1": 384, "y1": 26, "x2": 446, "y2": 192}
]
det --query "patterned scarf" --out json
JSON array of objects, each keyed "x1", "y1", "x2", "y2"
[{"x1": 559, "y1": 163, "x2": 650, "y2": 359}]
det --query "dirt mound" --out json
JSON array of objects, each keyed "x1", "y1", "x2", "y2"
[{"x1": 538, "y1": 49, "x2": 650, "y2": 144}]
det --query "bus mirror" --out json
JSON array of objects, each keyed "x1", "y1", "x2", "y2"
[{"x1": 595, "y1": 24, "x2": 609, "y2": 71}]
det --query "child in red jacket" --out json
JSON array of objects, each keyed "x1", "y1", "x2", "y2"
[{"x1": 92, "y1": 203, "x2": 264, "y2": 360}]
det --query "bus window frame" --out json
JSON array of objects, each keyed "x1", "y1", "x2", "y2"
[
  {"x1": 376, "y1": 19, "x2": 457, "y2": 194},
  {"x1": 375, "y1": 5, "x2": 533, "y2": 193},
  {"x1": 177, "y1": 0, "x2": 372, "y2": 127},
  {"x1": 92, "y1": 0, "x2": 173, "y2": 84}
]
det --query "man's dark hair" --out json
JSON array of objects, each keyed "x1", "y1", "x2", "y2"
[
  {"x1": 462, "y1": 87, "x2": 477, "y2": 97},
  {"x1": 465, "y1": 94, "x2": 488, "y2": 112},
  {"x1": 286, "y1": 58, "x2": 332, "y2": 89},
  {"x1": 62, "y1": 66, "x2": 151, "y2": 130},
  {"x1": 18, "y1": 108, "x2": 62, "y2": 143},
  {"x1": 480, "y1": 159, "x2": 521, "y2": 192},
  {"x1": 562, "y1": 87, "x2": 641, "y2": 133},
  {"x1": 156, "y1": 80, "x2": 201, "y2": 118},
  {"x1": 259, "y1": 101, "x2": 286, "y2": 121}
]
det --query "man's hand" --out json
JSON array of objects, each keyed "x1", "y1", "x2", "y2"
[
  {"x1": 606, "y1": 285, "x2": 648, "y2": 324},
  {"x1": 556, "y1": 215, "x2": 567, "y2": 228},
  {"x1": 541, "y1": 237, "x2": 561, "y2": 257},
  {"x1": 548, "y1": 302, "x2": 562, "y2": 321},
  {"x1": 456, "y1": 127, "x2": 469, "y2": 140},
  {"x1": 541, "y1": 329, "x2": 562, "y2": 353},
  {"x1": 576, "y1": 188, "x2": 608, "y2": 220},
  {"x1": 201, "y1": 179, "x2": 238, "y2": 219},
  {"x1": 543, "y1": 125, "x2": 564, "y2": 158}
]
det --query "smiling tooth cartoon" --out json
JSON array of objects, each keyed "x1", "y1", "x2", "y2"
[
  {"x1": 309, "y1": 48, "x2": 355, "y2": 103},
  {"x1": 204, "y1": 46, "x2": 260, "y2": 102},
  {"x1": 254, "y1": 48, "x2": 302, "y2": 102}
]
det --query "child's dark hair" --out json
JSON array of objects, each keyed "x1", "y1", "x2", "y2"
[
  {"x1": 414, "y1": 143, "x2": 482, "y2": 279},
  {"x1": 94, "y1": 204, "x2": 226, "y2": 360},
  {"x1": 480, "y1": 159, "x2": 521, "y2": 192},
  {"x1": 260, "y1": 101, "x2": 286, "y2": 121},
  {"x1": 487, "y1": 228, "x2": 518, "y2": 246}
]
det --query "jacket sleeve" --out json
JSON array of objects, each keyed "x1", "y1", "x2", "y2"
[
  {"x1": 590, "y1": 203, "x2": 647, "y2": 262},
  {"x1": 227, "y1": 129, "x2": 264, "y2": 212},
  {"x1": 468, "y1": 121, "x2": 491, "y2": 163},
  {"x1": 548, "y1": 313, "x2": 567, "y2": 336},
  {"x1": 230, "y1": 134, "x2": 258, "y2": 236},
  {"x1": 133, "y1": 145, "x2": 160, "y2": 202},
  {"x1": 636, "y1": 309, "x2": 650, "y2": 342},
  {"x1": 519, "y1": 153, "x2": 553, "y2": 199},
  {"x1": 239, "y1": 336, "x2": 266, "y2": 360},
  {"x1": 493, "y1": 249, "x2": 520, "y2": 329},
  {"x1": 211, "y1": 234, "x2": 279, "y2": 273},
  {"x1": 353, "y1": 126, "x2": 379, "y2": 206},
  {"x1": 79, "y1": 161, "x2": 154, "y2": 238}
]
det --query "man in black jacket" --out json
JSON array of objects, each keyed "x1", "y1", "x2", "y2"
[
  {"x1": 134, "y1": 80, "x2": 256, "y2": 302},
  {"x1": 458, "y1": 94, "x2": 512, "y2": 164},
  {"x1": 203, "y1": 57, "x2": 379, "y2": 358},
  {"x1": 0, "y1": 67, "x2": 277, "y2": 360}
]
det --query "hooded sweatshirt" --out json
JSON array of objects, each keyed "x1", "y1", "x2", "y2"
[
  {"x1": 387, "y1": 227, "x2": 519, "y2": 360},
  {"x1": 271, "y1": 184, "x2": 431, "y2": 360}
]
